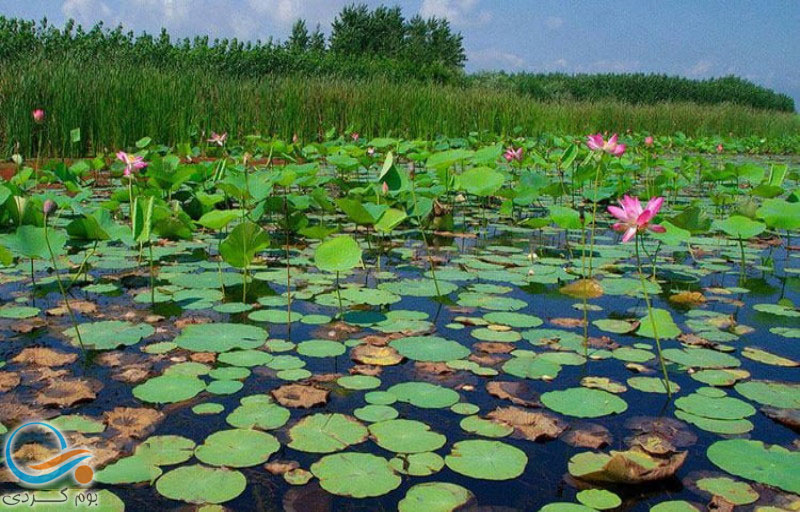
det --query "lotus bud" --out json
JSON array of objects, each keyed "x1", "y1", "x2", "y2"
[
  {"x1": 32, "y1": 109, "x2": 45, "y2": 124},
  {"x1": 43, "y1": 199, "x2": 57, "y2": 217}
]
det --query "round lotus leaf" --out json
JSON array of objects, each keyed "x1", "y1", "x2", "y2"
[
  {"x1": 707, "y1": 439, "x2": 800, "y2": 493},
  {"x1": 209, "y1": 366, "x2": 250, "y2": 380},
  {"x1": 278, "y1": 368, "x2": 312, "y2": 381},
  {"x1": 156, "y1": 464, "x2": 246, "y2": 504},
  {"x1": 388, "y1": 382, "x2": 460, "y2": 409},
  {"x1": 50, "y1": 415, "x2": 105, "y2": 434},
  {"x1": 538, "y1": 503, "x2": 597, "y2": 512},
  {"x1": 340, "y1": 287, "x2": 401, "y2": 306},
  {"x1": 164, "y1": 361, "x2": 210, "y2": 377},
  {"x1": 193, "y1": 403, "x2": 224, "y2": 415},
  {"x1": 217, "y1": 350, "x2": 275, "y2": 368},
  {"x1": 444, "y1": 440, "x2": 527, "y2": 480},
  {"x1": 650, "y1": 502, "x2": 701, "y2": 512},
  {"x1": 612, "y1": 347, "x2": 654, "y2": 363},
  {"x1": 337, "y1": 375, "x2": 381, "y2": 390},
  {"x1": 542, "y1": 388, "x2": 628, "y2": 418},
  {"x1": 355, "y1": 404, "x2": 398, "y2": 422},
  {"x1": 484, "y1": 312, "x2": 543, "y2": 328},
  {"x1": 248, "y1": 309, "x2": 303, "y2": 323},
  {"x1": 735, "y1": 380, "x2": 800, "y2": 409},
  {"x1": 133, "y1": 375, "x2": 206, "y2": 404},
  {"x1": 593, "y1": 318, "x2": 636, "y2": 334},
  {"x1": 131, "y1": 435, "x2": 195, "y2": 466},
  {"x1": 95, "y1": 455, "x2": 162, "y2": 484},
  {"x1": 365, "y1": 391, "x2": 397, "y2": 405},
  {"x1": 64, "y1": 320, "x2": 154, "y2": 350},
  {"x1": 398, "y1": 482, "x2": 474, "y2": 512},
  {"x1": 301, "y1": 314, "x2": 333, "y2": 325},
  {"x1": 142, "y1": 341, "x2": 177, "y2": 354},
  {"x1": 195, "y1": 429, "x2": 279, "y2": 467},
  {"x1": 267, "y1": 355, "x2": 306, "y2": 370},
  {"x1": 310, "y1": 452, "x2": 400, "y2": 498},
  {"x1": 297, "y1": 339, "x2": 346, "y2": 358},
  {"x1": 696, "y1": 477, "x2": 758, "y2": 505},
  {"x1": 460, "y1": 415, "x2": 513, "y2": 438},
  {"x1": 628, "y1": 377, "x2": 680, "y2": 394},
  {"x1": 675, "y1": 392, "x2": 756, "y2": 420},
  {"x1": 0, "y1": 306, "x2": 39, "y2": 319},
  {"x1": 378, "y1": 278, "x2": 458, "y2": 297},
  {"x1": 662, "y1": 348, "x2": 740, "y2": 369},
  {"x1": 288, "y1": 413, "x2": 368, "y2": 453},
  {"x1": 451, "y1": 403, "x2": 480, "y2": 415},
  {"x1": 503, "y1": 356, "x2": 562, "y2": 380},
  {"x1": 314, "y1": 236, "x2": 362, "y2": 272},
  {"x1": 577, "y1": 489, "x2": 622, "y2": 510},
  {"x1": 206, "y1": 379, "x2": 243, "y2": 395},
  {"x1": 457, "y1": 292, "x2": 527, "y2": 311},
  {"x1": 213, "y1": 302, "x2": 253, "y2": 314},
  {"x1": 390, "y1": 336, "x2": 470, "y2": 362},
  {"x1": 369, "y1": 419, "x2": 447, "y2": 453},
  {"x1": 390, "y1": 452, "x2": 445, "y2": 477},
  {"x1": 690, "y1": 369, "x2": 749, "y2": 387},
  {"x1": 471, "y1": 328, "x2": 522, "y2": 342},
  {"x1": 175, "y1": 323, "x2": 267, "y2": 352}
]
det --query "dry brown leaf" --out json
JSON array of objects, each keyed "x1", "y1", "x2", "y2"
[
  {"x1": 562, "y1": 423, "x2": 612, "y2": 449},
  {"x1": 762, "y1": 406, "x2": 800, "y2": 432},
  {"x1": 487, "y1": 406, "x2": 566, "y2": 441},
  {"x1": 10, "y1": 318, "x2": 47, "y2": 333},
  {"x1": 12, "y1": 347, "x2": 78, "y2": 367},
  {"x1": 669, "y1": 291, "x2": 706, "y2": 306},
  {"x1": 272, "y1": 384, "x2": 329, "y2": 408},
  {"x1": 475, "y1": 342, "x2": 515, "y2": 354},
  {"x1": 265, "y1": 460, "x2": 300, "y2": 475},
  {"x1": 349, "y1": 365, "x2": 382, "y2": 376},
  {"x1": 560, "y1": 279, "x2": 604, "y2": 299},
  {"x1": 104, "y1": 407, "x2": 164, "y2": 439},
  {"x1": 190, "y1": 352, "x2": 217, "y2": 364},
  {"x1": 46, "y1": 300, "x2": 97, "y2": 316},
  {"x1": 551, "y1": 317, "x2": 585, "y2": 328},
  {"x1": 486, "y1": 381, "x2": 540, "y2": 408},
  {"x1": 37, "y1": 379, "x2": 99, "y2": 407},
  {"x1": 0, "y1": 371, "x2": 21, "y2": 392}
]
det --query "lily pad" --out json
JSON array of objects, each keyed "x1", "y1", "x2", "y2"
[
  {"x1": 288, "y1": 413, "x2": 368, "y2": 453},
  {"x1": 156, "y1": 464, "x2": 246, "y2": 504},
  {"x1": 310, "y1": 452, "x2": 400, "y2": 498},
  {"x1": 542, "y1": 388, "x2": 628, "y2": 418},
  {"x1": 444, "y1": 440, "x2": 527, "y2": 480},
  {"x1": 369, "y1": 419, "x2": 447, "y2": 453},
  {"x1": 398, "y1": 482, "x2": 474, "y2": 512},
  {"x1": 195, "y1": 429, "x2": 280, "y2": 467}
]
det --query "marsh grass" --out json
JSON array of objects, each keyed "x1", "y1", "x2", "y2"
[{"x1": 2, "y1": 59, "x2": 798, "y2": 157}]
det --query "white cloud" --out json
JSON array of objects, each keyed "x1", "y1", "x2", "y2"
[
  {"x1": 246, "y1": 0, "x2": 341, "y2": 26},
  {"x1": 687, "y1": 59, "x2": 713, "y2": 77},
  {"x1": 419, "y1": 0, "x2": 492, "y2": 27},
  {"x1": 62, "y1": 0, "x2": 112, "y2": 23},
  {"x1": 545, "y1": 16, "x2": 563, "y2": 30},
  {"x1": 468, "y1": 48, "x2": 525, "y2": 71}
]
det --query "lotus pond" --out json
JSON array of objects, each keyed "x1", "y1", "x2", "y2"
[{"x1": 0, "y1": 134, "x2": 798, "y2": 512}]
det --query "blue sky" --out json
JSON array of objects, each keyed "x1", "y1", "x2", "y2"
[{"x1": 5, "y1": 0, "x2": 799, "y2": 107}]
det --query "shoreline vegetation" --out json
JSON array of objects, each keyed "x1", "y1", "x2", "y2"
[{"x1": 0, "y1": 11, "x2": 798, "y2": 158}]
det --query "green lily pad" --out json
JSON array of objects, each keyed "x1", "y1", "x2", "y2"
[
  {"x1": 64, "y1": 321, "x2": 154, "y2": 350},
  {"x1": 390, "y1": 336, "x2": 470, "y2": 362},
  {"x1": 156, "y1": 464, "x2": 246, "y2": 504},
  {"x1": 288, "y1": 413, "x2": 368, "y2": 453},
  {"x1": 135, "y1": 435, "x2": 196, "y2": 465},
  {"x1": 195, "y1": 429, "x2": 280, "y2": 467},
  {"x1": 398, "y1": 482, "x2": 474, "y2": 512},
  {"x1": 542, "y1": 388, "x2": 627, "y2": 418},
  {"x1": 576, "y1": 489, "x2": 622, "y2": 510},
  {"x1": 388, "y1": 382, "x2": 460, "y2": 409},
  {"x1": 444, "y1": 440, "x2": 527, "y2": 480},
  {"x1": 133, "y1": 375, "x2": 206, "y2": 404},
  {"x1": 95, "y1": 456, "x2": 162, "y2": 484},
  {"x1": 175, "y1": 323, "x2": 267, "y2": 352},
  {"x1": 310, "y1": 452, "x2": 401, "y2": 498},
  {"x1": 369, "y1": 419, "x2": 447, "y2": 453},
  {"x1": 735, "y1": 380, "x2": 800, "y2": 409},
  {"x1": 390, "y1": 452, "x2": 445, "y2": 476},
  {"x1": 696, "y1": 477, "x2": 758, "y2": 505},
  {"x1": 707, "y1": 439, "x2": 800, "y2": 493}
]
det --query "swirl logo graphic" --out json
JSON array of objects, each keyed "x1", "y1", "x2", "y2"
[{"x1": 4, "y1": 422, "x2": 93, "y2": 486}]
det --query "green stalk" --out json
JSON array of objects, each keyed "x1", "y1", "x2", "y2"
[
  {"x1": 635, "y1": 233, "x2": 671, "y2": 397},
  {"x1": 45, "y1": 219, "x2": 85, "y2": 353},
  {"x1": 409, "y1": 174, "x2": 441, "y2": 296},
  {"x1": 335, "y1": 271, "x2": 344, "y2": 318}
]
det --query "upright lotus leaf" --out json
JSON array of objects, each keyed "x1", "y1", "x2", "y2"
[
  {"x1": 314, "y1": 236, "x2": 362, "y2": 272},
  {"x1": 132, "y1": 196, "x2": 155, "y2": 243},
  {"x1": 756, "y1": 198, "x2": 800, "y2": 230},
  {"x1": 707, "y1": 439, "x2": 800, "y2": 493},
  {"x1": 668, "y1": 206, "x2": 712, "y2": 234},
  {"x1": 713, "y1": 215, "x2": 765, "y2": 240},
  {"x1": 374, "y1": 208, "x2": 408, "y2": 233},
  {"x1": 156, "y1": 465, "x2": 246, "y2": 504},
  {"x1": 549, "y1": 206, "x2": 584, "y2": 230},
  {"x1": 398, "y1": 482, "x2": 474, "y2": 512},
  {"x1": 219, "y1": 221, "x2": 270, "y2": 268},
  {"x1": 195, "y1": 429, "x2": 280, "y2": 467},
  {"x1": 336, "y1": 198, "x2": 377, "y2": 225},
  {"x1": 196, "y1": 209, "x2": 244, "y2": 230},
  {"x1": 1, "y1": 225, "x2": 66, "y2": 260},
  {"x1": 310, "y1": 452, "x2": 401, "y2": 498},
  {"x1": 444, "y1": 440, "x2": 527, "y2": 480},
  {"x1": 458, "y1": 167, "x2": 505, "y2": 196},
  {"x1": 67, "y1": 208, "x2": 127, "y2": 241},
  {"x1": 651, "y1": 221, "x2": 691, "y2": 246}
]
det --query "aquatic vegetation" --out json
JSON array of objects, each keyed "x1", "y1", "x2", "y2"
[{"x1": 0, "y1": 131, "x2": 798, "y2": 511}]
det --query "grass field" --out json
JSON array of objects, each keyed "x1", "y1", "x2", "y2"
[{"x1": 2, "y1": 60, "x2": 799, "y2": 157}]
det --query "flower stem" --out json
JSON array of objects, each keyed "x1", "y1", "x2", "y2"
[
  {"x1": 635, "y1": 233, "x2": 671, "y2": 397},
  {"x1": 45, "y1": 220, "x2": 85, "y2": 354}
]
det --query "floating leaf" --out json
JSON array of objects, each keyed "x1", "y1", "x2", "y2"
[
  {"x1": 444, "y1": 440, "x2": 527, "y2": 480},
  {"x1": 310, "y1": 452, "x2": 400, "y2": 498}
]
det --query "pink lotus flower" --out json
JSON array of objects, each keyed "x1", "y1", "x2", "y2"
[
  {"x1": 117, "y1": 151, "x2": 147, "y2": 177},
  {"x1": 32, "y1": 109, "x2": 45, "y2": 124},
  {"x1": 586, "y1": 133, "x2": 626, "y2": 156},
  {"x1": 504, "y1": 147, "x2": 523, "y2": 163},
  {"x1": 207, "y1": 132, "x2": 227, "y2": 146},
  {"x1": 608, "y1": 195, "x2": 666, "y2": 243},
  {"x1": 716, "y1": 144, "x2": 724, "y2": 153},
  {"x1": 644, "y1": 136, "x2": 654, "y2": 147},
  {"x1": 381, "y1": 181, "x2": 389, "y2": 195},
  {"x1": 351, "y1": 132, "x2": 360, "y2": 142}
]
